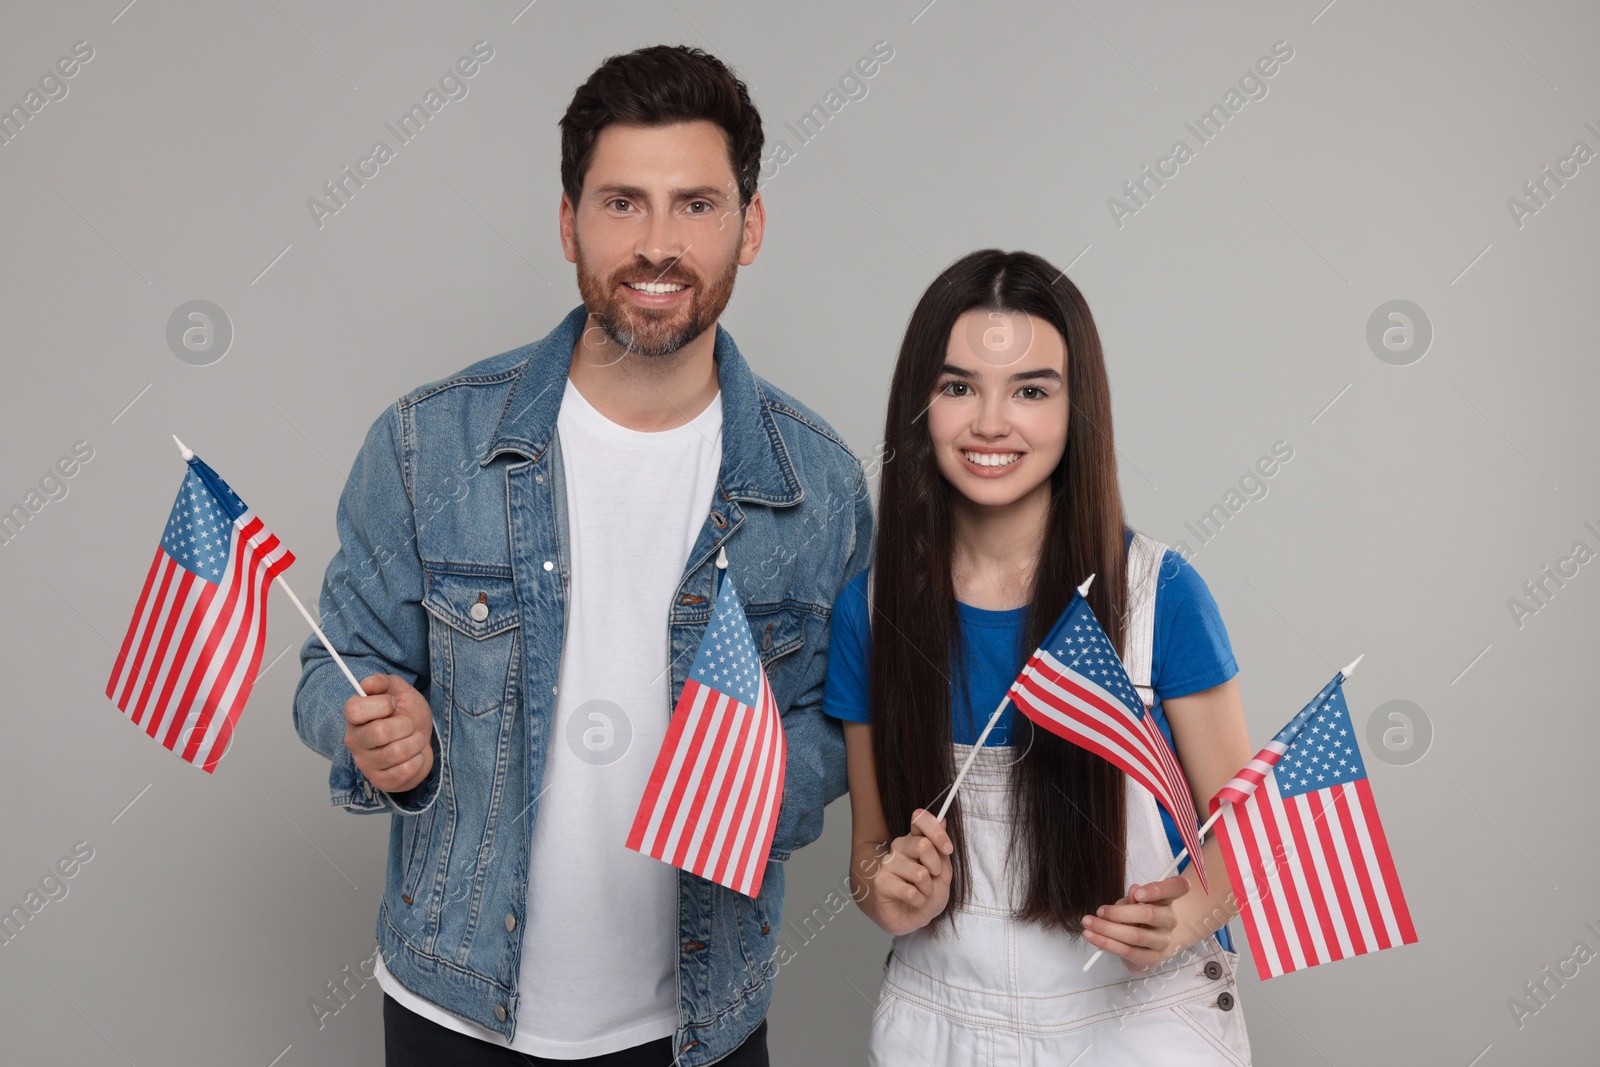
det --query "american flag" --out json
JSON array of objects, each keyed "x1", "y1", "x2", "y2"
[
  {"x1": 626, "y1": 571, "x2": 785, "y2": 897},
  {"x1": 1006, "y1": 591, "x2": 1208, "y2": 890},
  {"x1": 1213, "y1": 673, "x2": 1417, "y2": 979},
  {"x1": 105, "y1": 453, "x2": 294, "y2": 773}
]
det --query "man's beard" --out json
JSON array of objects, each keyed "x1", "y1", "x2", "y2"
[{"x1": 574, "y1": 242, "x2": 740, "y2": 359}]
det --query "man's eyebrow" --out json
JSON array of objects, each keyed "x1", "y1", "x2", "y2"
[
  {"x1": 937, "y1": 363, "x2": 1063, "y2": 384},
  {"x1": 592, "y1": 183, "x2": 730, "y2": 201}
]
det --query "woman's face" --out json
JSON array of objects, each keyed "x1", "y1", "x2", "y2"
[{"x1": 926, "y1": 309, "x2": 1069, "y2": 510}]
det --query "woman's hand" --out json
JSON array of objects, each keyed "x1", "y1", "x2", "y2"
[
  {"x1": 863, "y1": 808, "x2": 955, "y2": 936},
  {"x1": 1081, "y1": 875, "x2": 1191, "y2": 973}
]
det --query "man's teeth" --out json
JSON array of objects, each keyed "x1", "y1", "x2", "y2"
[
  {"x1": 626, "y1": 282, "x2": 688, "y2": 294},
  {"x1": 963, "y1": 451, "x2": 1021, "y2": 467}
]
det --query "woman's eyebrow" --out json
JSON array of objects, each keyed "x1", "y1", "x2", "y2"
[{"x1": 937, "y1": 363, "x2": 1063, "y2": 384}]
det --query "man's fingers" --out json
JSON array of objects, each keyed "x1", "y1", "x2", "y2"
[
  {"x1": 349, "y1": 713, "x2": 415, "y2": 751},
  {"x1": 370, "y1": 751, "x2": 427, "y2": 792},
  {"x1": 344, "y1": 693, "x2": 397, "y2": 726},
  {"x1": 367, "y1": 732, "x2": 428, "y2": 772},
  {"x1": 361, "y1": 673, "x2": 391, "y2": 692}
]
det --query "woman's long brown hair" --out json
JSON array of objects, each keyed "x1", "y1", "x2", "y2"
[{"x1": 869, "y1": 249, "x2": 1130, "y2": 934}]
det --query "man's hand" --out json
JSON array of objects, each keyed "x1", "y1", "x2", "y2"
[{"x1": 343, "y1": 674, "x2": 433, "y2": 794}]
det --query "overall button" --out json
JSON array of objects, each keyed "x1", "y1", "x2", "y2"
[
  {"x1": 1216, "y1": 991, "x2": 1235, "y2": 1011},
  {"x1": 493, "y1": 1004, "x2": 508, "y2": 1022},
  {"x1": 1203, "y1": 960, "x2": 1223, "y2": 980},
  {"x1": 505, "y1": 913, "x2": 516, "y2": 933}
]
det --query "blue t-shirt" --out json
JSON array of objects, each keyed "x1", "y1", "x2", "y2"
[{"x1": 822, "y1": 528, "x2": 1240, "y2": 925}]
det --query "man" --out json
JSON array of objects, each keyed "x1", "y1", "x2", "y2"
[{"x1": 292, "y1": 45, "x2": 872, "y2": 1066}]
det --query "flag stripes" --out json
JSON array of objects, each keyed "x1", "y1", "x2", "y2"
[
  {"x1": 1212, "y1": 681, "x2": 1417, "y2": 980},
  {"x1": 1010, "y1": 646, "x2": 1208, "y2": 890},
  {"x1": 106, "y1": 455, "x2": 294, "y2": 774},
  {"x1": 627, "y1": 571, "x2": 786, "y2": 898}
]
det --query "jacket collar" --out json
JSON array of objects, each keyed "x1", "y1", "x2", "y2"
[{"x1": 482, "y1": 305, "x2": 802, "y2": 506}]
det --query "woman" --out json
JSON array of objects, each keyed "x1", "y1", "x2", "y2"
[{"x1": 823, "y1": 250, "x2": 1255, "y2": 1064}]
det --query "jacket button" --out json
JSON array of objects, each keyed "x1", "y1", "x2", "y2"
[
  {"x1": 470, "y1": 601, "x2": 489, "y2": 622},
  {"x1": 505, "y1": 913, "x2": 516, "y2": 933},
  {"x1": 1217, "y1": 991, "x2": 1235, "y2": 1011},
  {"x1": 535, "y1": 472, "x2": 544, "y2": 484},
  {"x1": 1203, "y1": 960, "x2": 1223, "y2": 980},
  {"x1": 543, "y1": 560, "x2": 554, "y2": 571},
  {"x1": 494, "y1": 1004, "x2": 507, "y2": 1022}
]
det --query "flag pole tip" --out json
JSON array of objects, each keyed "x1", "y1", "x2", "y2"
[
  {"x1": 1341, "y1": 653, "x2": 1364, "y2": 679},
  {"x1": 1077, "y1": 573, "x2": 1095, "y2": 596},
  {"x1": 172, "y1": 435, "x2": 195, "y2": 461},
  {"x1": 716, "y1": 545, "x2": 728, "y2": 570}
]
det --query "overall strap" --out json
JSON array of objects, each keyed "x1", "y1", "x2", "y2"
[{"x1": 1123, "y1": 532, "x2": 1167, "y2": 709}]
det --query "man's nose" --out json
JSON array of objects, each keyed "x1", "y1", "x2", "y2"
[{"x1": 637, "y1": 210, "x2": 686, "y2": 267}]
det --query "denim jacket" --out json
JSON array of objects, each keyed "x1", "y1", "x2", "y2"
[{"x1": 292, "y1": 305, "x2": 872, "y2": 1063}]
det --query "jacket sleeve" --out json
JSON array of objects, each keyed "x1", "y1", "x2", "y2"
[
  {"x1": 773, "y1": 461, "x2": 874, "y2": 856},
  {"x1": 290, "y1": 402, "x2": 440, "y2": 815}
]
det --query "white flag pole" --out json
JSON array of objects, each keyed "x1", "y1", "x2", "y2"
[
  {"x1": 1081, "y1": 653, "x2": 1365, "y2": 971},
  {"x1": 932, "y1": 573, "x2": 1095, "y2": 824},
  {"x1": 173, "y1": 435, "x2": 365, "y2": 698}
]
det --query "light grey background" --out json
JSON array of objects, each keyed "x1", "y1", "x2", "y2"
[{"x1": 2, "y1": 0, "x2": 1597, "y2": 1063}]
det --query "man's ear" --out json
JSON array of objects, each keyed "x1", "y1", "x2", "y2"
[
  {"x1": 559, "y1": 192, "x2": 579, "y2": 264},
  {"x1": 738, "y1": 191, "x2": 766, "y2": 267}
]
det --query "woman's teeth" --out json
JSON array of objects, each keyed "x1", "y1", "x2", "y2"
[
  {"x1": 626, "y1": 282, "x2": 687, "y2": 294},
  {"x1": 963, "y1": 451, "x2": 1020, "y2": 467}
]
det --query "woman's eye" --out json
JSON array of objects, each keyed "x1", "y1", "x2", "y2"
[
  {"x1": 939, "y1": 381, "x2": 971, "y2": 397},
  {"x1": 1017, "y1": 386, "x2": 1046, "y2": 400}
]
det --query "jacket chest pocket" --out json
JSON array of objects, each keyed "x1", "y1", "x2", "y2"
[
  {"x1": 743, "y1": 602, "x2": 807, "y2": 668},
  {"x1": 423, "y1": 569, "x2": 521, "y2": 718}
]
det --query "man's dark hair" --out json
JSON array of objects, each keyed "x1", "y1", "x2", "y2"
[{"x1": 560, "y1": 45, "x2": 764, "y2": 209}]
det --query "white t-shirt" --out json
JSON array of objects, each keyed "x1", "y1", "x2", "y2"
[{"x1": 376, "y1": 378, "x2": 724, "y2": 1057}]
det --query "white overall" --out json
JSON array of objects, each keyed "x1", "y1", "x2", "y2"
[{"x1": 869, "y1": 533, "x2": 1252, "y2": 1066}]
